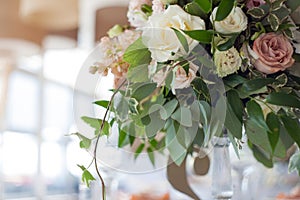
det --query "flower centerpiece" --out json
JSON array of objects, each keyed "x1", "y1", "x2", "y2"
[{"x1": 74, "y1": 0, "x2": 300, "y2": 198}]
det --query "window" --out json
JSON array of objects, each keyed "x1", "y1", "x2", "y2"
[{"x1": 0, "y1": 48, "x2": 89, "y2": 199}]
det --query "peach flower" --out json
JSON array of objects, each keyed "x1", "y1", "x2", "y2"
[{"x1": 252, "y1": 33, "x2": 295, "y2": 74}]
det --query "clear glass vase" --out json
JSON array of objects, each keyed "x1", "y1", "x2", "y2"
[{"x1": 211, "y1": 135, "x2": 233, "y2": 200}]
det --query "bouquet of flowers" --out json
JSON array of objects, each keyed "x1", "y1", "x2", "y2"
[{"x1": 75, "y1": 0, "x2": 300, "y2": 195}]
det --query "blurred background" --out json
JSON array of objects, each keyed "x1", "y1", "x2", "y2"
[{"x1": 0, "y1": 0, "x2": 130, "y2": 199}]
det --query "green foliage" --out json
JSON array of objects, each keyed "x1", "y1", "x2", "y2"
[
  {"x1": 215, "y1": 0, "x2": 235, "y2": 21},
  {"x1": 123, "y1": 37, "x2": 152, "y2": 69},
  {"x1": 266, "y1": 92, "x2": 300, "y2": 109},
  {"x1": 289, "y1": 152, "x2": 300, "y2": 175},
  {"x1": 182, "y1": 30, "x2": 214, "y2": 44},
  {"x1": 194, "y1": 0, "x2": 212, "y2": 13},
  {"x1": 72, "y1": 132, "x2": 92, "y2": 149},
  {"x1": 77, "y1": 165, "x2": 96, "y2": 187},
  {"x1": 81, "y1": 116, "x2": 110, "y2": 136},
  {"x1": 172, "y1": 28, "x2": 189, "y2": 53},
  {"x1": 217, "y1": 34, "x2": 238, "y2": 51}
]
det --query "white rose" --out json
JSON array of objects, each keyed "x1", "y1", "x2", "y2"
[
  {"x1": 210, "y1": 7, "x2": 248, "y2": 34},
  {"x1": 149, "y1": 61, "x2": 198, "y2": 93},
  {"x1": 214, "y1": 47, "x2": 242, "y2": 77},
  {"x1": 142, "y1": 5, "x2": 206, "y2": 62}
]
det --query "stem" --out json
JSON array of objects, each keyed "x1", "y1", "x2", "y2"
[{"x1": 93, "y1": 79, "x2": 127, "y2": 200}]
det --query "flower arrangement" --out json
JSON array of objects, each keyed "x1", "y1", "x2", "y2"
[{"x1": 75, "y1": 0, "x2": 300, "y2": 197}]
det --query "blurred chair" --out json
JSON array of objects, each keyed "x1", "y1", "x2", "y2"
[{"x1": 78, "y1": 0, "x2": 130, "y2": 49}]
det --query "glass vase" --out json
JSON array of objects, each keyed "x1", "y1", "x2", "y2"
[{"x1": 211, "y1": 135, "x2": 233, "y2": 199}]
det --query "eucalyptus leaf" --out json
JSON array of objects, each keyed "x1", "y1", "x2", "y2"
[
  {"x1": 171, "y1": 107, "x2": 193, "y2": 127},
  {"x1": 132, "y1": 82, "x2": 157, "y2": 101},
  {"x1": 288, "y1": 152, "x2": 300, "y2": 175},
  {"x1": 127, "y1": 64, "x2": 150, "y2": 82},
  {"x1": 160, "y1": 99, "x2": 178, "y2": 120},
  {"x1": 166, "y1": 121, "x2": 187, "y2": 165}
]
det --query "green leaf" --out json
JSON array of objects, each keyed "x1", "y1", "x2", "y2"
[
  {"x1": 246, "y1": 100, "x2": 270, "y2": 131},
  {"x1": 94, "y1": 100, "x2": 109, "y2": 109},
  {"x1": 215, "y1": 0, "x2": 235, "y2": 21},
  {"x1": 223, "y1": 74, "x2": 247, "y2": 88},
  {"x1": 146, "y1": 110, "x2": 166, "y2": 138},
  {"x1": 247, "y1": 7, "x2": 265, "y2": 18},
  {"x1": 271, "y1": 6, "x2": 290, "y2": 21},
  {"x1": 118, "y1": 129, "x2": 128, "y2": 147},
  {"x1": 268, "y1": 13, "x2": 280, "y2": 31},
  {"x1": 272, "y1": 0, "x2": 286, "y2": 11},
  {"x1": 240, "y1": 78, "x2": 274, "y2": 93},
  {"x1": 134, "y1": 143, "x2": 145, "y2": 159},
  {"x1": 251, "y1": 144, "x2": 273, "y2": 168},
  {"x1": 182, "y1": 30, "x2": 214, "y2": 44},
  {"x1": 77, "y1": 165, "x2": 96, "y2": 187},
  {"x1": 127, "y1": 64, "x2": 150, "y2": 83},
  {"x1": 72, "y1": 132, "x2": 92, "y2": 149},
  {"x1": 228, "y1": 133, "x2": 240, "y2": 159},
  {"x1": 131, "y1": 82, "x2": 157, "y2": 101},
  {"x1": 171, "y1": 107, "x2": 193, "y2": 127},
  {"x1": 165, "y1": 120, "x2": 187, "y2": 165},
  {"x1": 266, "y1": 92, "x2": 300, "y2": 109},
  {"x1": 238, "y1": 78, "x2": 274, "y2": 98},
  {"x1": 245, "y1": 119, "x2": 272, "y2": 154},
  {"x1": 217, "y1": 34, "x2": 238, "y2": 51},
  {"x1": 123, "y1": 37, "x2": 151, "y2": 69},
  {"x1": 281, "y1": 114, "x2": 300, "y2": 147},
  {"x1": 194, "y1": 0, "x2": 212, "y2": 13},
  {"x1": 81, "y1": 116, "x2": 110, "y2": 136},
  {"x1": 114, "y1": 93, "x2": 129, "y2": 121},
  {"x1": 184, "y1": 2, "x2": 207, "y2": 18},
  {"x1": 225, "y1": 90, "x2": 243, "y2": 139},
  {"x1": 286, "y1": 0, "x2": 300, "y2": 12},
  {"x1": 172, "y1": 28, "x2": 189, "y2": 53},
  {"x1": 147, "y1": 147, "x2": 155, "y2": 165},
  {"x1": 160, "y1": 99, "x2": 178, "y2": 120},
  {"x1": 288, "y1": 152, "x2": 300, "y2": 175},
  {"x1": 266, "y1": 112, "x2": 280, "y2": 153}
]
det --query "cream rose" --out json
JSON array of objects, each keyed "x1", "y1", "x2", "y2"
[
  {"x1": 150, "y1": 62, "x2": 198, "y2": 93},
  {"x1": 210, "y1": 7, "x2": 248, "y2": 34},
  {"x1": 252, "y1": 33, "x2": 295, "y2": 74},
  {"x1": 172, "y1": 62, "x2": 199, "y2": 90},
  {"x1": 214, "y1": 47, "x2": 242, "y2": 77},
  {"x1": 142, "y1": 5, "x2": 206, "y2": 62}
]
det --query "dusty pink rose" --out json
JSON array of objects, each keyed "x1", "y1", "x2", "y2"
[
  {"x1": 246, "y1": 0, "x2": 265, "y2": 9},
  {"x1": 252, "y1": 33, "x2": 295, "y2": 74}
]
